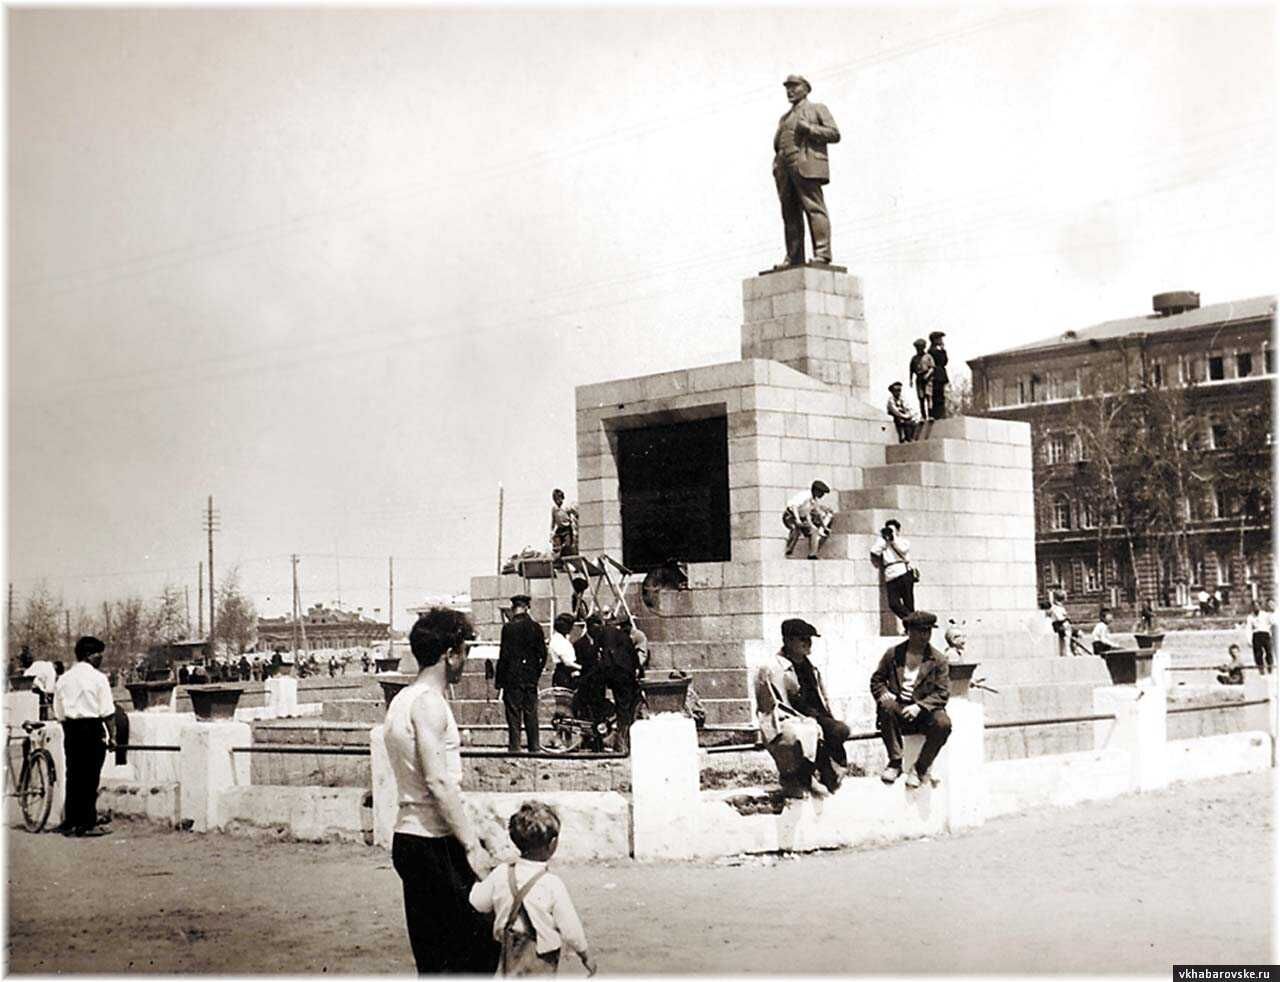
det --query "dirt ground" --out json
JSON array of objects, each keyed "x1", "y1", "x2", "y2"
[{"x1": 5, "y1": 771, "x2": 1273, "y2": 975}]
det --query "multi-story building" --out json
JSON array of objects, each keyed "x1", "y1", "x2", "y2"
[
  {"x1": 256, "y1": 603, "x2": 389, "y2": 651},
  {"x1": 968, "y1": 291, "x2": 1275, "y2": 609}
]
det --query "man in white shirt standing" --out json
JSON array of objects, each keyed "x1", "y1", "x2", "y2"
[
  {"x1": 24, "y1": 652, "x2": 58, "y2": 718},
  {"x1": 53, "y1": 636, "x2": 116, "y2": 837},
  {"x1": 1245, "y1": 600, "x2": 1273, "y2": 675},
  {"x1": 383, "y1": 608, "x2": 498, "y2": 974},
  {"x1": 869, "y1": 519, "x2": 916, "y2": 630}
]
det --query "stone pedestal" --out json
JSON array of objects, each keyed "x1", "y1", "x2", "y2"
[
  {"x1": 1092, "y1": 685, "x2": 1168, "y2": 792},
  {"x1": 629, "y1": 715, "x2": 700, "y2": 861},
  {"x1": 741, "y1": 266, "x2": 868, "y2": 399},
  {"x1": 939, "y1": 698, "x2": 985, "y2": 830},
  {"x1": 5, "y1": 691, "x2": 39, "y2": 727},
  {"x1": 179, "y1": 720, "x2": 251, "y2": 832},
  {"x1": 369, "y1": 723, "x2": 395, "y2": 849},
  {"x1": 265, "y1": 676, "x2": 299, "y2": 717}
]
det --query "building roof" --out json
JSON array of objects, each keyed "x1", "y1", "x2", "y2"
[{"x1": 973, "y1": 294, "x2": 1276, "y2": 361}]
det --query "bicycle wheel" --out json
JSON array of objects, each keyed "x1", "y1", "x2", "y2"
[{"x1": 19, "y1": 750, "x2": 54, "y2": 833}]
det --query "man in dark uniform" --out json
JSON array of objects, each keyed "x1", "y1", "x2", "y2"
[
  {"x1": 597, "y1": 617, "x2": 643, "y2": 752},
  {"x1": 773, "y1": 74, "x2": 841, "y2": 267},
  {"x1": 495, "y1": 594, "x2": 547, "y2": 752},
  {"x1": 927, "y1": 331, "x2": 949, "y2": 419}
]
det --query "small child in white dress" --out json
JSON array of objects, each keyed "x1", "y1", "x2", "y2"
[{"x1": 470, "y1": 801, "x2": 596, "y2": 977}]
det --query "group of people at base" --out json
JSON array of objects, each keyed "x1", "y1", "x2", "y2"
[
  {"x1": 754, "y1": 612, "x2": 953, "y2": 797},
  {"x1": 496, "y1": 594, "x2": 648, "y2": 753},
  {"x1": 886, "y1": 332, "x2": 950, "y2": 442},
  {"x1": 383, "y1": 609, "x2": 597, "y2": 976}
]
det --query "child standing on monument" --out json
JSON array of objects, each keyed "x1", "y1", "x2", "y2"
[{"x1": 470, "y1": 801, "x2": 597, "y2": 977}]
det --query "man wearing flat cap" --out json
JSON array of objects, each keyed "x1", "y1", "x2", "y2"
[
  {"x1": 496, "y1": 595, "x2": 548, "y2": 752},
  {"x1": 53, "y1": 636, "x2": 117, "y2": 836},
  {"x1": 773, "y1": 74, "x2": 841, "y2": 267},
  {"x1": 869, "y1": 611, "x2": 952, "y2": 788},
  {"x1": 927, "y1": 331, "x2": 949, "y2": 420},
  {"x1": 754, "y1": 619, "x2": 850, "y2": 797}
]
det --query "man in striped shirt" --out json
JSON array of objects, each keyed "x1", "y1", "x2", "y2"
[{"x1": 869, "y1": 611, "x2": 951, "y2": 789}]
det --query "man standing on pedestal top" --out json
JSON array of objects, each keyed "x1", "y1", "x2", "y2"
[{"x1": 773, "y1": 74, "x2": 840, "y2": 268}]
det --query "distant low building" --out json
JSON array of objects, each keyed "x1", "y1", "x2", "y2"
[
  {"x1": 256, "y1": 603, "x2": 389, "y2": 651},
  {"x1": 968, "y1": 291, "x2": 1275, "y2": 609}
]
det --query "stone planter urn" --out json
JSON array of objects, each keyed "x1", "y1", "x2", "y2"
[
  {"x1": 375, "y1": 656, "x2": 402, "y2": 674},
  {"x1": 273, "y1": 662, "x2": 295, "y2": 678},
  {"x1": 640, "y1": 675, "x2": 691, "y2": 715},
  {"x1": 7, "y1": 674, "x2": 34, "y2": 692},
  {"x1": 144, "y1": 667, "x2": 173, "y2": 682},
  {"x1": 1134, "y1": 632, "x2": 1166, "y2": 652},
  {"x1": 1099, "y1": 649, "x2": 1155, "y2": 686},
  {"x1": 125, "y1": 680, "x2": 178, "y2": 712},
  {"x1": 947, "y1": 661, "x2": 980, "y2": 699},
  {"x1": 186, "y1": 683, "x2": 245, "y2": 721},
  {"x1": 377, "y1": 673, "x2": 415, "y2": 708}
]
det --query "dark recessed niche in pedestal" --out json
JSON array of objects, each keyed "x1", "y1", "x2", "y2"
[{"x1": 617, "y1": 415, "x2": 731, "y2": 570}]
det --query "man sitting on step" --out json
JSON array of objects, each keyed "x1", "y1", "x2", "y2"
[
  {"x1": 783, "y1": 480, "x2": 836, "y2": 559},
  {"x1": 754, "y1": 619, "x2": 850, "y2": 798},
  {"x1": 870, "y1": 610, "x2": 951, "y2": 789}
]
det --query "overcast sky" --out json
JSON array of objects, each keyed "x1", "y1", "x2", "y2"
[{"x1": 7, "y1": 3, "x2": 1277, "y2": 624}]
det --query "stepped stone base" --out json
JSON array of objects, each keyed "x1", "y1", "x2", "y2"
[{"x1": 465, "y1": 271, "x2": 1051, "y2": 756}]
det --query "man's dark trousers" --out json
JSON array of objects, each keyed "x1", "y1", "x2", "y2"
[
  {"x1": 502, "y1": 684, "x2": 540, "y2": 752},
  {"x1": 885, "y1": 571, "x2": 916, "y2": 623},
  {"x1": 812, "y1": 715, "x2": 851, "y2": 790},
  {"x1": 391, "y1": 832, "x2": 499, "y2": 974},
  {"x1": 775, "y1": 166, "x2": 831, "y2": 264},
  {"x1": 605, "y1": 668, "x2": 639, "y2": 752},
  {"x1": 62, "y1": 718, "x2": 108, "y2": 832},
  {"x1": 877, "y1": 704, "x2": 951, "y2": 776}
]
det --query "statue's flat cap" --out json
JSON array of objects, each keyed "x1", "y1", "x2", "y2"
[{"x1": 783, "y1": 74, "x2": 811, "y2": 89}]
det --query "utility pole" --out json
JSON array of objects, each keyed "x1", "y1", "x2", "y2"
[
  {"x1": 291, "y1": 554, "x2": 308, "y2": 655},
  {"x1": 204, "y1": 497, "x2": 220, "y2": 650},
  {"x1": 184, "y1": 585, "x2": 192, "y2": 638},
  {"x1": 496, "y1": 484, "x2": 505, "y2": 574},
  {"x1": 197, "y1": 562, "x2": 204, "y2": 637}
]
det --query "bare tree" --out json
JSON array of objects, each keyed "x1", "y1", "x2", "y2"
[
  {"x1": 16, "y1": 582, "x2": 64, "y2": 660},
  {"x1": 148, "y1": 584, "x2": 188, "y2": 646},
  {"x1": 215, "y1": 567, "x2": 258, "y2": 656}
]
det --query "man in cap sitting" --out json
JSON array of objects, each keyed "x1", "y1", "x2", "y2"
[
  {"x1": 496, "y1": 595, "x2": 548, "y2": 753},
  {"x1": 53, "y1": 636, "x2": 117, "y2": 836},
  {"x1": 754, "y1": 619, "x2": 850, "y2": 797},
  {"x1": 773, "y1": 74, "x2": 841, "y2": 267},
  {"x1": 869, "y1": 611, "x2": 952, "y2": 788},
  {"x1": 783, "y1": 480, "x2": 836, "y2": 559}
]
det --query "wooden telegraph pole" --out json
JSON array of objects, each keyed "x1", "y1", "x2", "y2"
[
  {"x1": 204, "y1": 497, "x2": 219, "y2": 651},
  {"x1": 197, "y1": 562, "x2": 204, "y2": 636},
  {"x1": 496, "y1": 484, "x2": 505, "y2": 574}
]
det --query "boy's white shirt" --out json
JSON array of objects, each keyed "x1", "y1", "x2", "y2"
[{"x1": 469, "y1": 857, "x2": 589, "y2": 957}]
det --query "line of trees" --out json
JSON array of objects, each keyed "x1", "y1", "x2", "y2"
[{"x1": 8, "y1": 568, "x2": 259, "y2": 672}]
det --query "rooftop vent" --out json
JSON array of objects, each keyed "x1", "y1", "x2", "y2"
[{"x1": 1153, "y1": 291, "x2": 1200, "y2": 317}]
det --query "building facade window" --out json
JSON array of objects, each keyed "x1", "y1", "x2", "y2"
[
  {"x1": 1237, "y1": 351, "x2": 1253, "y2": 377},
  {"x1": 1052, "y1": 496, "x2": 1072, "y2": 530},
  {"x1": 1079, "y1": 500, "x2": 1099, "y2": 528},
  {"x1": 1208, "y1": 419, "x2": 1229, "y2": 449},
  {"x1": 1213, "y1": 485, "x2": 1233, "y2": 519},
  {"x1": 1265, "y1": 344, "x2": 1275, "y2": 375},
  {"x1": 1208, "y1": 353, "x2": 1225, "y2": 381},
  {"x1": 1082, "y1": 562, "x2": 1101, "y2": 592},
  {"x1": 1150, "y1": 360, "x2": 1165, "y2": 387}
]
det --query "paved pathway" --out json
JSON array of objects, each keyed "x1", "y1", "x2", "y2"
[{"x1": 6, "y1": 771, "x2": 1272, "y2": 974}]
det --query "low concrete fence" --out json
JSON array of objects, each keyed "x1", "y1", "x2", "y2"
[{"x1": 8, "y1": 670, "x2": 1273, "y2": 861}]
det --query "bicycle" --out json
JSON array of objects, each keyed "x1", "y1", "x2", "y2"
[{"x1": 5, "y1": 720, "x2": 57, "y2": 832}]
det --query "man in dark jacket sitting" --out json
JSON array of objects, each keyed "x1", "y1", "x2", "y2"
[
  {"x1": 496, "y1": 594, "x2": 547, "y2": 752},
  {"x1": 869, "y1": 610, "x2": 951, "y2": 788}
]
